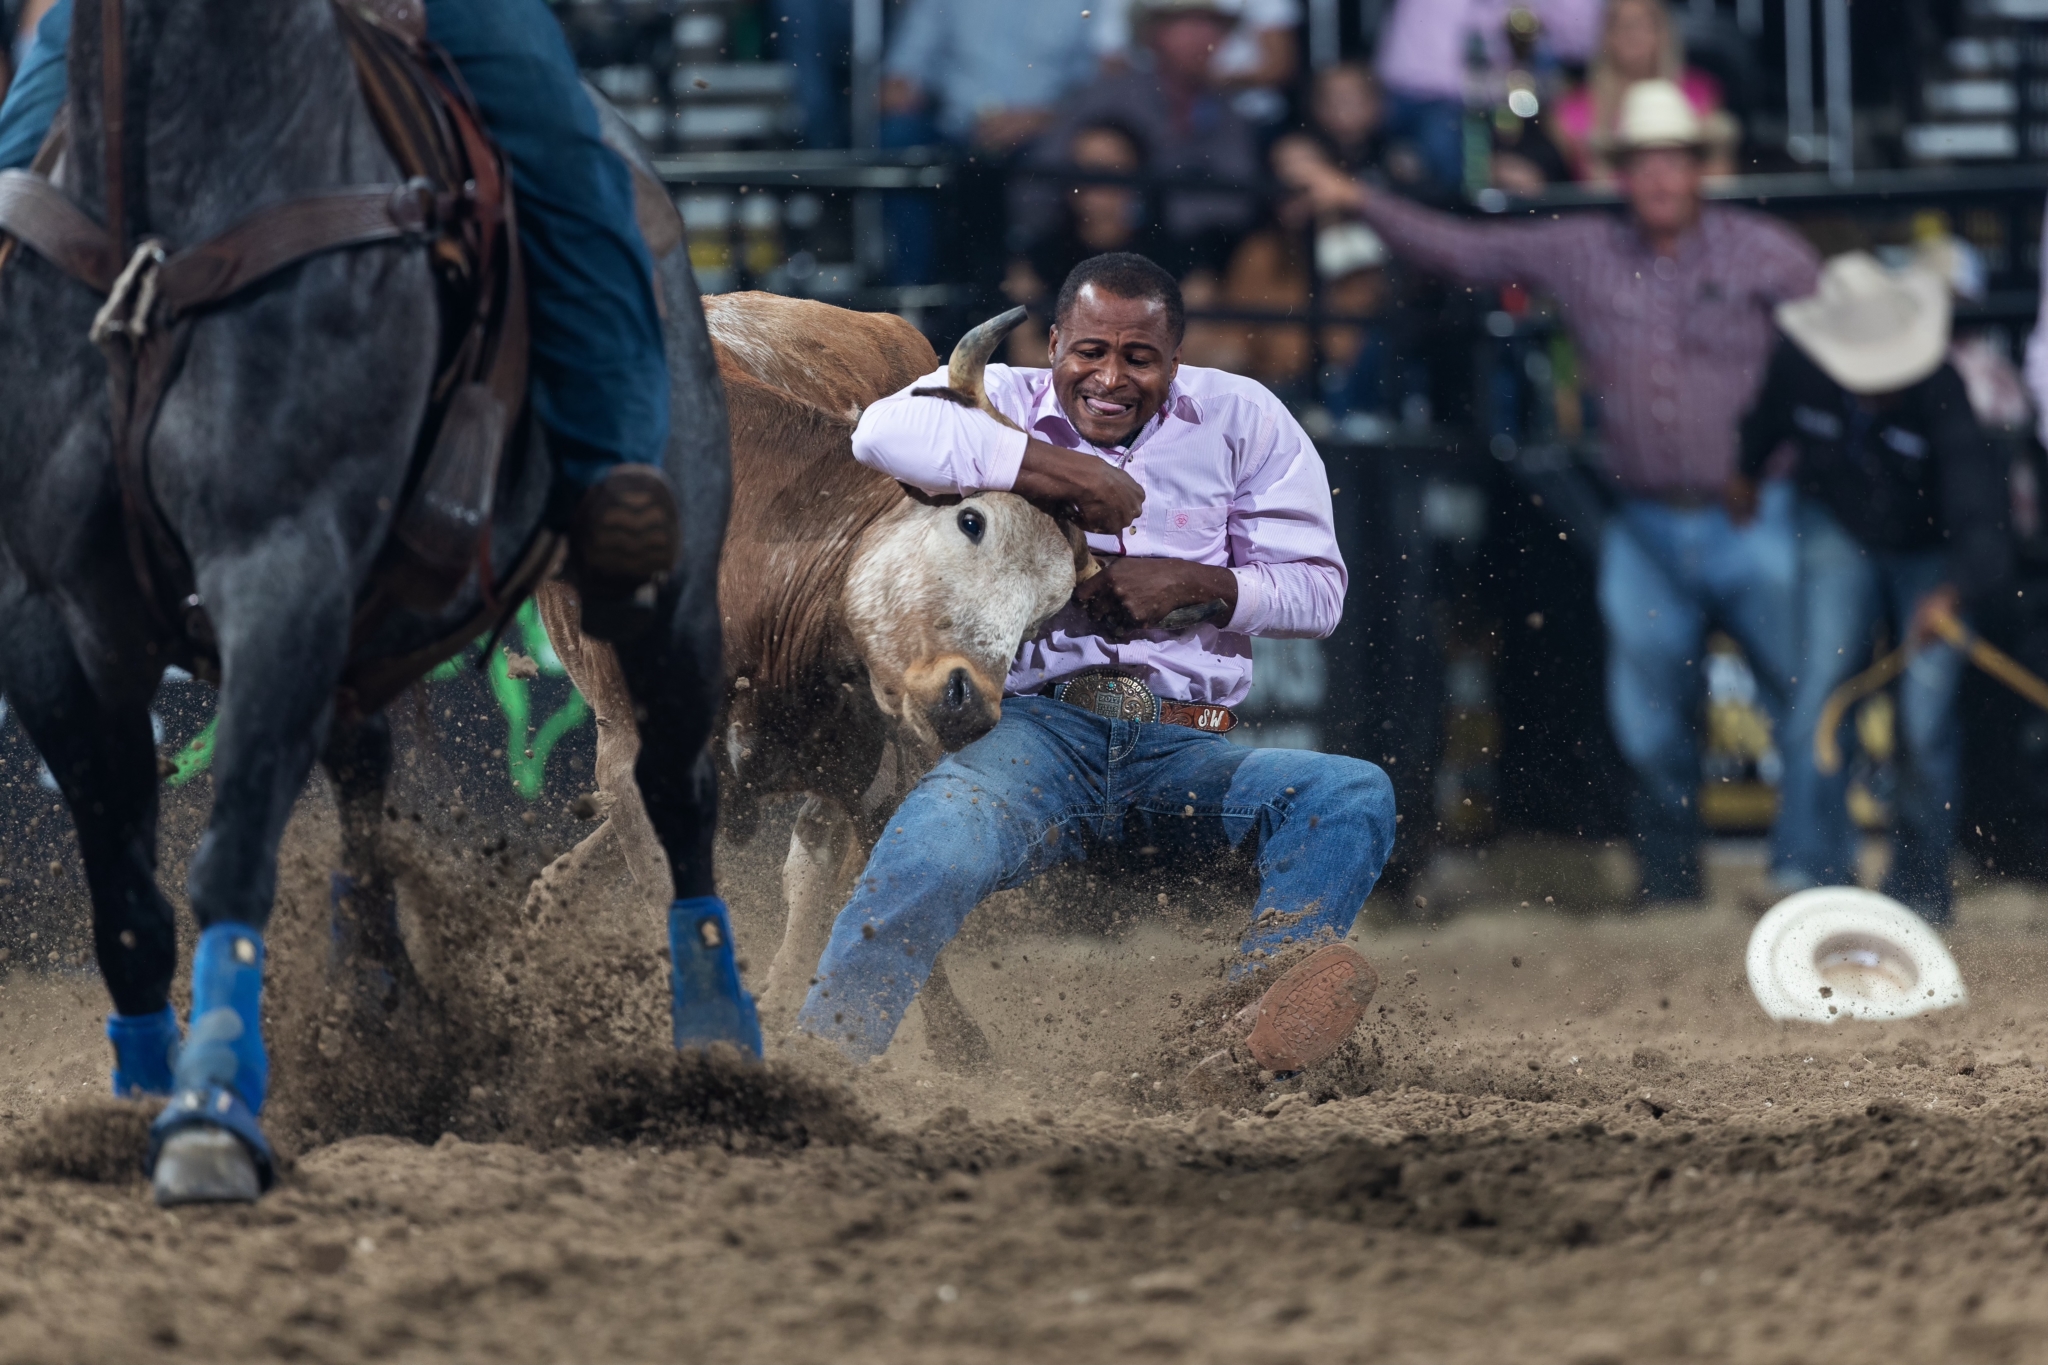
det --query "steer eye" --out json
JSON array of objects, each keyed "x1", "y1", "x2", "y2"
[{"x1": 957, "y1": 507, "x2": 986, "y2": 544}]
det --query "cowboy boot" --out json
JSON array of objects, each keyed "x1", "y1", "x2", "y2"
[{"x1": 567, "y1": 464, "x2": 681, "y2": 642}]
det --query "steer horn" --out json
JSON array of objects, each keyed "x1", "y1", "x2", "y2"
[{"x1": 936, "y1": 306, "x2": 1030, "y2": 432}]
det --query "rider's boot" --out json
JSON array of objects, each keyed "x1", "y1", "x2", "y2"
[
  {"x1": 149, "y1": 923, "x2": 275, "y2": 1205},
  {"x1": 669, "y1": 897, "x2": 763, "y2": 1057},
  {"x1": 567, "y1": 463, "x2": 681, "y2": 643},
  {"x1": 107, "y1": 1006, "x2": 180, "y2": 1099}
]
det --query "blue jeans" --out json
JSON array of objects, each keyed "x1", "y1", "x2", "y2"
[
  {"x1": 0, "y1": 0, "x2": 668, "y2": 476},
  {"x1": 1599, "y1": 484, "x2": 1799, "y2": 900},
  {"x1": 1380, "y1": 91, "x2": 1466, "y2": 197},
  {"x1": 1775, "y1": 501, "x2": 1962, "y2": 920},
  {"x1": 797, "y1": 695, "x2": 1397, "y2": 1060},
  {"x1": 776, "y1": 0, "x2": 851, "y2": 148}
]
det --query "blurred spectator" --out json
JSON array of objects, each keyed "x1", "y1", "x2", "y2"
[
  {"x1": 1021, "y1": 0, "x2": 1262, "y2": 281},
  {"x1": 1372, "y1": 0, "x2": 1603, "y2": 196},
  {"x1": 1088, "y1": 0, "x2": 1299, "y2": 127},
  {"x1": 881, "y1": 0, "x2": 1096, "y2": 151},
  {"x1": 880, "y1": 0, "x2": 1098, "y2": 283},
  {"x1": 2023, "y1": 194, "x2": 2048, "y2": 450},
  {"x1": 777, "y1": 0, "x2": 851, "y2": 148},
  {"x1": 1303, "y1": 62, "x2": 1388, "y2": 176},
  {"x1": 1733, "y1": 254, "x2": 2009, "y2": 923},
  {"x1": 1001, "y1": 121, "x2": 1168, "y2": 364},
  {"x1": 1280, "y1": 80, "x2": 1820, "y2": 902},
  {"x1": 1552, "y1": 0, "x2": 1735, "y2": 183}
]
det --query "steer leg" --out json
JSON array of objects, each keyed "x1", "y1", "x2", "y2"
[
  {"x1": 765, "y1": 794, "x2": 864, "y2": 1027},
  {"x1": 772, "y1": 794, "x2": 992, "y2": 1070},
  {"x1": 533, "y1": 581, "x2": 666, "y2": 888}
]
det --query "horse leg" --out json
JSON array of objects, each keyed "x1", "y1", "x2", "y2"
[
  {"x1": 0, "y1": 596, "x2": 178, "y2": 1096},
  {"x1": 320, "y1": 712, "x2": 410, "y2": 1009},
  {"x1": 151, "y1": 551, "x2": 354, "y2": 1205},
  {"x1": 610, "y1": 590, "x2": 759, "y2": 1054}
]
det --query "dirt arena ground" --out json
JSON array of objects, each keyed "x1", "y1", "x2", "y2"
[{"x1": 2, "y1": 804, "x2": 2048, "y2": 1364}]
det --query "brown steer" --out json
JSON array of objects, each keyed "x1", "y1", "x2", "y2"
[{"x1": 537, "y1": 294, "x2": 1083, "y2": 1056}]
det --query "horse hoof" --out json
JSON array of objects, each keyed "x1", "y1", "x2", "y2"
[{"x1": 152, "y1": 1127, "x2": 262, "y2": 1206}]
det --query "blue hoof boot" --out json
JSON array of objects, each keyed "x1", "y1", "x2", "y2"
[
  {"x1": 669, "y1": 897, "x2": 762, "y2": 1057},
  {"x1": 148, "y1": 924, "x2": 274, "y2": 1203},
  {"x1": 107, "y1": 1006, "x2": 181, "y2": 1099}
]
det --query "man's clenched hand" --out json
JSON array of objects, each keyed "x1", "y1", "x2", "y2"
[
  {"x1": 1012, "y1": 441, "x2": 1144, "y2": 535},
  {"x1": 1075, "y1": 557, "x2": 1238, "y2": 640}
]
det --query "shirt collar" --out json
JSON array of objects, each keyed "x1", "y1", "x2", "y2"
[{"x1": 1028, "y1": 373, "x2": 1203, "y2": 454}]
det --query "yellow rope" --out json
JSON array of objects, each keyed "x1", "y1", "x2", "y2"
[{"x1": 1814, "y1": 604, "x2": 2048, "y2": 775}]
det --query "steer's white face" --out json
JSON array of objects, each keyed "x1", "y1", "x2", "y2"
[{"x1": 843, "y1": 492, "x2": 1082, "y2": 753}]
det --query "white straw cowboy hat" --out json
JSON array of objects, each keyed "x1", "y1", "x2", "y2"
[
  {"x1": 1776, "y1": 251, "x2": 1952, "y2": 395},
  {"x1": 1612, "y1": 78, "x2": 1705, "y2": 151},
  {"x1": 1746, "y1": 887, "x2": 1966, "y2": 1024}
]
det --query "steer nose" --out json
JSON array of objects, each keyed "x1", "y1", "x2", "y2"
[{"x1": 929, "y1": 666, "x2": 994, "y2": 751}]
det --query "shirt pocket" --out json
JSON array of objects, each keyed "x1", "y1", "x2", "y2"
[{"x1": 1151, "y1": 505, "x2": 1231, "y2": 562}]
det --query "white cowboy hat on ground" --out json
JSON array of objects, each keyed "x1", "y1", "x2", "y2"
[
  {"x1": 1776, "y1": 251, "x2": 1952, "y2": 395},
  {"x1": 1746, "y1": 886, "x2": 1967, "y2": 1024}
]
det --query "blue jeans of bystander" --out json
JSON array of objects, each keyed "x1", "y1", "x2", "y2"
[
  {"x1": 796, "y1": 695, "x2": 1397, "y2": 1061},
  {"x1": 1773, "y1": 501, "x2": 1963, "y2": 921},
  {"x1": 1598, "y1": 482, "x2": 1799, "y2": 900}
]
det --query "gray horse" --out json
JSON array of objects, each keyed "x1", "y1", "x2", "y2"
[{"x1": 0, "y1": 0, "x2": 735, "y2": 1201}]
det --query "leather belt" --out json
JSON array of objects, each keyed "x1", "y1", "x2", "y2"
[{"x1": 1048, "y1": 670, "x2": 1237, "y2": 733}]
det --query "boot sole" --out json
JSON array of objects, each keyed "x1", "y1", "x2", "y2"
[{"x1": 1243, "y1": 944, "x2": 1379, "y2": 1072}]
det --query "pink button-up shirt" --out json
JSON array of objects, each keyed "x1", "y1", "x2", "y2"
[{"x1": 850, "y1": 363, "x2": 1346, "y2": 707}]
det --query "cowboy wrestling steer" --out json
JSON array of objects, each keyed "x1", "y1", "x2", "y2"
[
  {"x1": 538, "y1": 293, "x2": 1087, "y2": 1041},
  {"x1": 797, "y1": 252, "x2": 1397, "y2": 1076}
]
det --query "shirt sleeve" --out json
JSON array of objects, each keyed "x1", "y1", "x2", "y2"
[
  {"x1": 850, "y1": 366, "x2": 1031, "y2": 495},
  {"x1": 1738, "y1": 339, "x2": 1797, "y2": 480},
  {"x1": 1222, "y1": 398, "x2": 1347, "y2": 640},
  {"x1": 1749, "y1": 214, "x2": 1822, "y2": 305},
  {"x1": 1356, "y1": 190, "x2": 1582, "y2": 297}
]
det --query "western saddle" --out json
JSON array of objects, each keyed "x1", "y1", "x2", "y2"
[{"x1": 0, "y1": 0, "x2": 678, "y2": 714}]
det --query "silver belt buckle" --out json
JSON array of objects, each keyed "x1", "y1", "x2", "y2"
[{"x1": 1060, "y1": 672, "x2": 1158, "y2": 724}]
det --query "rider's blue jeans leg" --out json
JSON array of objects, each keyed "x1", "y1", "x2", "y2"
[
  {"x1": 0, "y1": 0, "x2": 70, "y2": 171},
  {"x1": 795, "y1": 696, "x2": 1397, "y2": 1061},
  {"x1": 425, "y1": 0, "x2": 669, "y2": 479},
  {"x1": 0, "y1": 0, "x2": 668, "y2": 483}
]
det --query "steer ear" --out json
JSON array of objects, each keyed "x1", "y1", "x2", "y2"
[
  {"x1": 1058, "y1": 517, "x2": 1102, "y2": 583},
  {"x1": 940, "y1": 307, "x2": 1031, "y2": 433}
]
